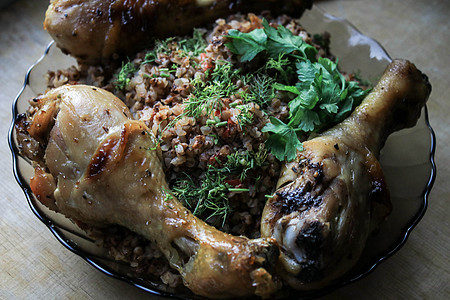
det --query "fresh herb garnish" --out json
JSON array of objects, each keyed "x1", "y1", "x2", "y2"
[
  {"x1": 290, "y1": 57, "x2": 370, "y2": 132},
  {"x1": 115, "y1": 61, "x2": 137, "y2": 90},
  {"x1": 115, "y1": 29, "x2": 207, "y2": 89},
  {"x1": 261, "y1": 117, "x2": 304, "y2": 162},
  {"x1": 225, "y1": 19, "x2": 370, "y2": 162},
  {"x1": 172, "y1": 167, "x2": 233, "y2": 226},
  {"x1": 234, "y1": 104, "x2": 253, "y2": 130},
  {"x1": 217, "y1": 147, "x2": 268, "y2": 181},
  {"x1": 225, "y1": 27, "x2": 267, "y2": 62},
  {"x1": 185, "y1": 60, "x2": 241, "y2": 118},
  {"x1": 262, "y1": 57, "x2": 370, "y2": 161},
  {"x1": 142, "y1": 37, "x2": 175, "y2": 64},
  {"x1": 263, "y1": 20, "x2": 317, "y2": 61},
  {"x1": 179, "y1": 28, "x2": 208, "y2": 57},
  {"x1": 243, "y1": 73, "x2": 275, "y2": 108},
  {"x1": 226, "y1": 19, "x2": 317, "y2": 62},
  {"x1": 142, "y1": 28, "x2": 206, "y2": 64},
  {"x1": 172, "y1": 147, "x2": 267, "y2": 226},
  {"x1": 264, "y1": 54, "x2": 295, "y2": 84}
]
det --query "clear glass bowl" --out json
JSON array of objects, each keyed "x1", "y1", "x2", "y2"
[{"x1": 8, "y1": 5, "x2": 436, "y2": 299}]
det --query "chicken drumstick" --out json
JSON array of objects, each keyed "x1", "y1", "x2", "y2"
[
  {"x1": 16, "y1": 85, "x2": 279, "y2": 299},
  {"x1": 44, "y1": 0, "x2": 313, "y2": 64},
  {"x1": 261, "y1": 59, "x2": 432, "y2": 290}
]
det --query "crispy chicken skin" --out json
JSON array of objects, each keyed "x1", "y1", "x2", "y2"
[
  {"x1": 16, "y1": 85, "x2": 280, "y2": 299},
  {"x1": 261, "y1": 59, "x2": 432, "y2": 290},
  {"x1": 43, "y1": 0, "x2": 313, "y2": 65},
  {"x1": 15, "y1": 59, "x2": 431, "y2": 296}
]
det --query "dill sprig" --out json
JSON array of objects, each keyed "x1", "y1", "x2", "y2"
[
  {"x1": 143, "y1": 28, "x2": 207, "y2": 64},
  {"x1": 264, "y1": 53, "x2": 295, "y2": 84},
  {"x1": 172, "y1": 147, "x2": 268, "y2": 226},
  {"x1": 241, "y1": 73, "x2": 275, "y2": 109},
  {"x1": 115, "y1": 61, "x2": 138, "y2": 90},
  {"x1": 114, "y1": 29, "x2": 207, "y2": 90},
  {"x1": 185, "y1": 60, "x2": 241, "y2": 118},
  {"x1": 172, "y1": 167, "x2": 233, "y2": 227},
  {"x1": 179, "y1": 28, "x2": 208, "y2": 57},
  {"x1": 234, "y1": 104, "x2": 253, "y2": 130},
  {"x1": 217, "y1": 146, "x2": 268, "y2": 181},
  {"x1": 142, "y1": 38, "x2": 175, "y2": 64}
]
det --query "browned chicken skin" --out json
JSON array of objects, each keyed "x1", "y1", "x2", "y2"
[
  {"x1": 261, "y1": 59, "x2": 431, "y2": 290},
  {"x1": 16, "y1": 59, "x2": 431, "y2": 297},
  {"x1": 16, "y1": 85, "x2": 280, "y2": 299},
  {"x1": 44, "y1": 0, "x2": 313, "y2": 65}
]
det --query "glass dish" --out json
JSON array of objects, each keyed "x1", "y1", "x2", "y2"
[{"x1": 8, "y1": 5, "x2": 436, "y2": 299}]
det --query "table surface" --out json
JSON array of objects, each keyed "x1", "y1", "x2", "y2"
[{"x1": 1, "y1": 0, "x2": 449, "y2": 299}]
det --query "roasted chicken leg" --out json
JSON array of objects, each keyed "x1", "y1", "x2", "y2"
[
  {"x1": 16, "y1": 85, "x2": 280, "y2": 299},
  {"x1": 261, "y1": 59, "x2": 432, "y2": 290},
  {"x1": 44, "y1": 0, "x2": 313, "y2": 65}
]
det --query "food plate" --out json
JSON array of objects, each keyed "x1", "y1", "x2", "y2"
[{"x1": 8, "y1": 5, "x2": 436, "y2": 299}]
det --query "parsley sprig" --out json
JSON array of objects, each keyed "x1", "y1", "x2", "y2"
[
  {"x1": 262, "y1": 57, "x2": 370, "y2": 161},
  {"x1": 226, "y1": 19, "x2": 317, "y2": 62},
  {"x1": 226, "y1": 19, "x2": 370, "y2": 162}
]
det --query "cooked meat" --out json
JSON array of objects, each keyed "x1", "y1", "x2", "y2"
[
  {"x1": 16, "y1": 85, "x2": 279, "y2": 299},
  {"x1": 261, "y1": 59, "x2": 432, "y2": 290},
  {"x1": 44, "y1": 0, "x2": 313, "y2": 65},
  {"x1": 19, "y1": 6, "x2": 434, "y2": 293}
]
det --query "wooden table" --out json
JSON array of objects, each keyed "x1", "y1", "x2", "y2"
[{"x1": 1, "y1": 0, "x2": 448, "y2": 299}]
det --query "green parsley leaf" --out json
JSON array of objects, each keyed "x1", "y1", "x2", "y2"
[
  {"x1": 264, "y1": 57, "x2": 371, "y2": 161},
  {"x1": 282, "y1": 57, "x2": 370, "y2": 133},
  {"x1": 225, "y1": 18, "x2": 317, "y2": 63},
  {"x1": 225, "y1": 28, "x2": 267, "y2": 62},
  {"x1": 261, "y1": 117, "x2": 303, "y2": 161},
  {"x1": 262, "y1": 19, "x2": 317, "y2": 61},
  {"x1": 273, "y1": 82, "x2": 301, "y2": 95},
  {"x1": 224, "y1": 19, "x2": 371, "y2": 163}
]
